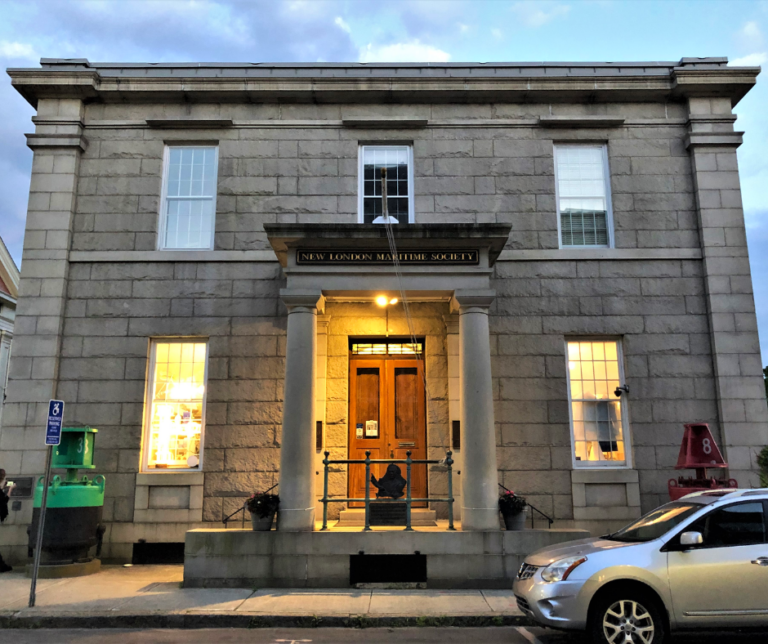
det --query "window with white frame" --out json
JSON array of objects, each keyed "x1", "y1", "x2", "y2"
[
  {"x1": 159, "y1": 146, "x2": 218, "y2": 249},
  {"x1": 142, "y1": 340, "x2": 208, "y2": 471},
  {"x1": 359, "y1": 145, "x2": 413, "y2": 224},
  {"x1": 566, "y1": 339, "x2": 630, "y2": 467},
  {"x1": 555, "y1": 145, "x2": 613, "y2": 248}
]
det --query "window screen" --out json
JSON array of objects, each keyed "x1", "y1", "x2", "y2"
[
  {"x1": 361, "y1": 146, "x2": 411, "y2": 224},
  {"x1": 567, "y1": 340, "x2": 628, "y2": 466},
  {"x1": 161, "y1": 146, "x2": 218, "y2": 249},
  {"x1": 556, "y1": 146, "x2": 611, "y2": 247}
]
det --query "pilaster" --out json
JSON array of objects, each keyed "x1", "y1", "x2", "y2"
[
  {"x1": 687, "y1": 97, "x2": 768, "y2": 485},
  {"x1": 1, "y1": 98, "x2": 86, "y2": 479}
]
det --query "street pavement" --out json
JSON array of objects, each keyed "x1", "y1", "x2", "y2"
[{"x1": 1, "y1": 628, "x2": 768, "y2": 643}]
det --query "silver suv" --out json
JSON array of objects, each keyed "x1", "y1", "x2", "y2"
[{"x1": 513, "y1": 489, "x2": 768, "y2": 643}]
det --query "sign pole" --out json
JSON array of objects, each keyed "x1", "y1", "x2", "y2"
[
  {"x1": 28, "y1": 444, "x2": 52, "y2": 608},
  {"x1": 29, "y1": 399, "x2": 64, "y2": 608}
]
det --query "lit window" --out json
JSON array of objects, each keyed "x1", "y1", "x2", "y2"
[
  {"x1": 142, "y1": 340, "x2": 208, "y2": 470},
  {"x1": 566, "y1": 340, "x2": 629, "y2": 467},
  {"x1": 351, "y1": 342, "x2": 423, "y2": 355},
  {"x1": 159, "y1": 146, "x2": 218, "y2": 249},
  {"x1": 359, "y1": 145, "x2": 413, "y2": 224},
  {"x1": 555, "y1": 145, "x2": 613, "y2": 248}
]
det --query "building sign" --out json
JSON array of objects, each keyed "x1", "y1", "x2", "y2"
[{"x1": 296, "y1": 249, "x2": 479, "y2": 265}]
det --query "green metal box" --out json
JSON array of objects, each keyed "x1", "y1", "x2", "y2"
[{"x1": 53, "y1": 427, "x2": 98, "y2": 470}]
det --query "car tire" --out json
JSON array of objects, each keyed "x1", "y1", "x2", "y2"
[{"x1": 589, "y1": 590, "x2": 667, "y2": 644}]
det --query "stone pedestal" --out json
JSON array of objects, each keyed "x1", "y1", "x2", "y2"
[{"x1": 454, "y1": 291, "x2": 499, "y2": 531}]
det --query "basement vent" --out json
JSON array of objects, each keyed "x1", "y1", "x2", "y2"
[
  {"x1": 350, "y1": 554, "x2": 427, "y2": 584},
  {"x1": 132, "y1": 542, "x2": 185, "y2": 565}
]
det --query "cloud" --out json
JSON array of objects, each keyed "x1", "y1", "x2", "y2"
[
  {"x1": 0, "y1": 41, "x2": 37, "y2": 60},
  {"x1": 741, "y1": 20, "x2": 764, "y2": 48},
  {"x1": 334, "y1": 16, "x2": 351, "y2": 34},
  {"x1": 491, "y1": 28, "x2": 503, "y2": 40},
  {"x1": 512, "y1": 2, "x2": 570, "y2": 28},
  {"x1": 359, "y1": 40, "x2": 451, "y2": 63},
  {"x1": 730, "y1": 52, "x2": 768, "y2": 67}
]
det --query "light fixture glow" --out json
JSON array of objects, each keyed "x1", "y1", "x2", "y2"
[
  {"x1": 389, "y1": 298, "x2": 398, "y2": 305},
  {"x1": 376, "y1": 295, "x2": 389, "y2": 307}
]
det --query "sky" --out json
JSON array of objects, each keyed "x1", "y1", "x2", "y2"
[{"x1": 0, "y1": 0, "x2": 767, "y2": 362}]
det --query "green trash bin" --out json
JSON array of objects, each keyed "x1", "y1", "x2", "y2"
[{"x1": 28, "y1": 427, "x2": 106, "y2": 566}]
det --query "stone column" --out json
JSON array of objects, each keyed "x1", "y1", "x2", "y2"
[
  {"x1": 453, "y1": 290, "x2": 499, "y2": 531},
  {"x1": 686, "y1": 97, "x2": 768, "y2": 486},
  {"x1": 278, "y1": 289, "x2": 324, "y2": 531}
]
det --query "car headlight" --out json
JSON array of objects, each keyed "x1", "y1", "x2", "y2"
[{"x1": 540, "y1": 556, "x2": 587, "y2": 583}]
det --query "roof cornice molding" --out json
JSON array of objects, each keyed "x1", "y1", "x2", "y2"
[{"x1": 7, "y1": 60, "x2": 760, "y2": 108}]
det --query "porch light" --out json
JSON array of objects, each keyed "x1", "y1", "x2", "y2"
[{"x1": 375, "y1": 295, "x2": 399, "y2": 307}]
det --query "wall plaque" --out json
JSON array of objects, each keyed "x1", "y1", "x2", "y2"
[{"x1": 296, "y1": 249, "x2": 479, "y2": 265}]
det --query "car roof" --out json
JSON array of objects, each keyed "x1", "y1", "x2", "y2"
[{"x1": 679, "y1": 488, "x2": 768, "y2": 504}]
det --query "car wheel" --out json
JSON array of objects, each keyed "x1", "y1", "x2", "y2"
[{"x1": 590, "y1": 591, "x2": 666, "y2": 644}]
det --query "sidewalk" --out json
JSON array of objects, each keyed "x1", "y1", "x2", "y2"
[{"x1": 0, "y1": 564, "x2": 527, "y2": 629}]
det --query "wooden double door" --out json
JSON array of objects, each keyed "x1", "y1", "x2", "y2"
[{"x1": 348, "y1": 358, "x2": 427, "y2": 507}]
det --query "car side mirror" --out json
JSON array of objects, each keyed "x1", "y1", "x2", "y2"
[{"x1": 680, "y1": 531, "x2": 704, "y2": 547}]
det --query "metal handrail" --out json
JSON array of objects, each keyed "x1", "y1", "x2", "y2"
[{"x1": 321, "y1": 450, "x2": 455, "y2": 531}]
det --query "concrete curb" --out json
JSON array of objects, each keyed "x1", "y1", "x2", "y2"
[{"x1": 0, "y1": 613, "x2": 534, "y2": 630}]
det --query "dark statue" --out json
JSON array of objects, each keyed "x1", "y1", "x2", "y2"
[{"x1": 370, "y1": 464, "x2": 407, "y2": 499}]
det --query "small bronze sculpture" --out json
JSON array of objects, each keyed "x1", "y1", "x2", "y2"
[{"x1": 370, "y1": 464, "x2": 407, "y2": 499}]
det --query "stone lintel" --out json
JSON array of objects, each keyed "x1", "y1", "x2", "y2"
[
  {"x1": 685, "y1": 131, "x2": 744, "y2": 149},
  {"x1": 342, "y1": 118, "x2": 428, "y2": 128},
  {"x1": 25, "y1": 133, "x2": 88, "y2": 152}
]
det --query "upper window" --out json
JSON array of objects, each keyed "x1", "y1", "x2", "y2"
[
  {"x1": 554, "y1": 145, "x2": 613, "y2": 248},
  {"x1": 142, "y1": 339, "x2": 208, "y2": 471},
  {"x1": 358, "y1": 145, "x2": 413, "y2": 224},
  {"x1": 159, "y1": 146, "x2": 218, "y2": 250},
  {"x1": 566, "y1": 339, "x2": 630, "y2": 467}
]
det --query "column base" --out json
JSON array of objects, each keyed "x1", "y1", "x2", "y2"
[
  {"x1": 278, "y1": 507, "x2": 316, "y2": 531},
  {"x1": 460, "y1": 506, "x2": 500, "y2": 531}
]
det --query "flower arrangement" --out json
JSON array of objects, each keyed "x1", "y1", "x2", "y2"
[
  {"x1": 246, "y1": 491, "x2": 280, "y2": 519},
  {"x1": 498, "y1": 490, "x2": 527, "y2": 515}
]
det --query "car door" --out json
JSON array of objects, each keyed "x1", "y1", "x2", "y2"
[{"x1": 666, "y1": 499, "x2": 768, "y2": 628}]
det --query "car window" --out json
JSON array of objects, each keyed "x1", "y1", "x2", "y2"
[
  {"x1": 687, "y1": 502, "x2": 766, "y2": 548},
  {"x1": 605, "y1": 502, "x2": 704, "y2": 542}
]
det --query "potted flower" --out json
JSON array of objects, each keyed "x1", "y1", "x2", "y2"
[
  {"x1": 246, "y1": 491, "x2": 279, "y2": 531},
  {"x1": 499, "y1": 490, "x2": 527, "y2": 531}
]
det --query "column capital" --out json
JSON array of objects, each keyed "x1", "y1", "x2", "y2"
[
  {"x1": 451, "y1": 289, "x2": 495, "y2": 313},
  {"x1": 280, "y1": 289, "x2": 325, "y2": 313}
]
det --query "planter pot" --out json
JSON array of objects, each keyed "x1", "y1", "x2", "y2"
[
  {"x1": 502, "y1": 510, "x2": 527, "y2": 531},
  {"x1": 250, "y1": 510, "x2": 276, "y2": 531}
]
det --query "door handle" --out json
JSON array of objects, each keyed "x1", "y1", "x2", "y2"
[{"x1": 751, "y1": 557, "x2": 768, "y2": 566}]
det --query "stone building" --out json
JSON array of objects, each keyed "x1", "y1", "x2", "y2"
[{"x1": 1, "y1": 58, "x2": 767, "y2": 570}]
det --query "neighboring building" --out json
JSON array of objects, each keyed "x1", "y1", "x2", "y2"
[
  {"x1": 0, "y1": 236, "x2": 19, "y2": 431},
  {"x1": 1, "y1": 57, "x2": 767, "y2": 564}
]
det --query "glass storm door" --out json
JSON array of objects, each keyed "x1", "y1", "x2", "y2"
[{"x1": 348, "y1": 358, "x2": 427, "y2": 507}]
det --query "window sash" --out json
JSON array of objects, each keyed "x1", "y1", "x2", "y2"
[
  {"x1": 566, "y1": 339, "x2": 631, "y2": 468},
  {"x1": 159, "y1": 146, "x2": 218, "y2": 250},
  {"x1": 141, "y1": 339, "x2": 208, "y2": 471},
  {"x1": 555, "y1": 145, "x2": 613, "y2": 248},
  {"x1": 358, "y1": 145, "x2": 414, "y2": 224}
]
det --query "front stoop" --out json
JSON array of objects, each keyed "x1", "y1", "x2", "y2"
[
  {"x1": 183, "y1": 528, "x2": 588, "y2": 589},
  {"x1": 336, "y1": 509, "x2": 438, "y2": 526}
]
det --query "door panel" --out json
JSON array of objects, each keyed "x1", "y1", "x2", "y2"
[
  {"x1": 667, "y1": 501, "x2": 768, "y2": 627},
  {"x1": 349, "y1": 357, "x2": 427, "y2": 507}
]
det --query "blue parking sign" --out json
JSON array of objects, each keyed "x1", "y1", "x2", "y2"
[{"x1": 45, "y1": 399, "x2": 65, "y2": 446}]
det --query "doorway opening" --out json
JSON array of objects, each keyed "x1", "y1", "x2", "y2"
[{"x1": 348, "y1": 338, "x2": 428, "y2": 508}]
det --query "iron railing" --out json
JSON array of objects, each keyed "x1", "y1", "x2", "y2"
[
  {"x1": 321, "y1": 450, "x2": 455, "y2": 531},
  {"x1": 499, "y1": 483, "x2": 554, "y2": 529}
]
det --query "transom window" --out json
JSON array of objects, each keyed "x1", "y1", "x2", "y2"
[
  {"x1": 351, "y1": 342, "x2": 423, "y2": 355},
  {"x1": 142, "y1": 340, "x2": 208, "y2": 470},
  {"x1": 555, "y1": 145, "x2": 613, "y2": 248},
  {"x1": 358, "y1": 145, "x2": 414, "y2": 224},
  {"x1": 159, "y1": 146, "x2": 218, "y2": 250},
  {"x1": 566, "y1": 339, "x2": 630, "y2": 467}
]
